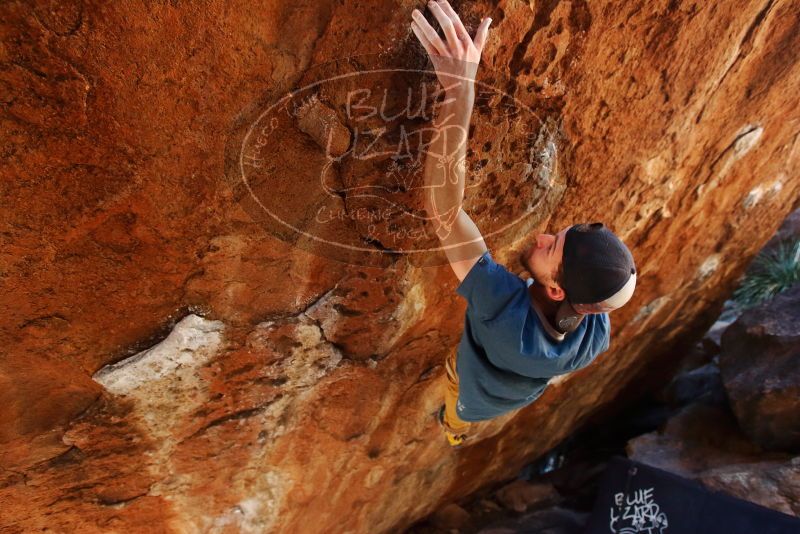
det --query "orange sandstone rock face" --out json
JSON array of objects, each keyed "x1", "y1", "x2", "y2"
[{"x1": 1, "y1": 1, "x2": 799, "y2": 532}]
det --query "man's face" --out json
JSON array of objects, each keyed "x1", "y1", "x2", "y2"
[{"x1": 520, "y1": 225, "x2": 572, "y2": 290}]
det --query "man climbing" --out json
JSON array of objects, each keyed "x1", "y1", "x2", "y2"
[{"x1": 410, "y1": 1, "x2": 637, "y2": 447}]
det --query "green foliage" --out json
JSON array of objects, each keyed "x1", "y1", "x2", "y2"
[{"x1": 733, "y1": 238, "x2": 800, "y2": 308}]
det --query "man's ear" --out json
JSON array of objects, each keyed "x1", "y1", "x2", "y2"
[{"x1": 546, "y1": 284, "x2": 566, "y2": 301}]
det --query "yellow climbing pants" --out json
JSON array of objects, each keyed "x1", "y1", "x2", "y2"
[{"x1": 443, "y1": 346, "x2": 473, "y2": 435}]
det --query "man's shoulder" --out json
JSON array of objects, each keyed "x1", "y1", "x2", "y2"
[
  {"x1": 459, "y1": 250, "x2": 527, "y2": 286},
  {"x1": 457, "y1": 250, "x2": 529, "y2": 322}
]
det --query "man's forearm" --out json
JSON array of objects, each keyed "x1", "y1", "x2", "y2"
[{"x1": 424, "y1": 86, "x2": 475, "y2": 239}]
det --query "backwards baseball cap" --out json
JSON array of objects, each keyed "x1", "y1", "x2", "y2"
[{"x1": 561, "y1": 222, "x2": 636, "y2": 312}]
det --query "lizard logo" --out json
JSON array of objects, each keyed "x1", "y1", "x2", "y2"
[{"x1": 224, "y1": 54, "x2": 555, "y2": 267}]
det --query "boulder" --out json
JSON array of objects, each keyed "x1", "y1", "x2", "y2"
[
  {"x1": 753, "y1": 207, "x2": 800, "y2": 262},
  {"x1": 2, "y1": 1, "x2": 800, "y2": 532},
  {"x1": 477, "y1": 507, "x2": 588, "y2": 534},
  {"x1": 627, "y1": 403, "x2": 798, "y2": 515},
  {"x1": 627, "y1": 403, "x2": 770, "y2": 476},
  {"x1": 658, "y1": 362, "x2": 727, "y2": 409},
  {"x1": 430, "y1": 502, "x2": 473, "y2": 531},
  {"x1": 494, "y1": 480, "x2": 561, "y2": 513},
  {"x1": 698, "y1": 458, "x2": 800, "y2": 517},
  {"x1": 702, "y1": 299, "x2": 745, "y2": 353},
  {"x1": 720, "y1": 285, "x2": 800, "y2": 451}
]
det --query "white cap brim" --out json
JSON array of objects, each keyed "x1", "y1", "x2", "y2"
[{"x1": 573, "y1": 271, "x2": 637, "y2": 314}]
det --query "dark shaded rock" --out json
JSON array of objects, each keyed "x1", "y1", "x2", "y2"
[
  {"x1": 658, "y1": 362, "x2": 727, "y2": 408},
  {"x1": 627, "y1": 403, "x2": 770, "y2": 476},
  {"x1": 627, "y1": 403, "x2": 797, "y2": 515},
  {"x1": 476, "y1": 507, "x2": 588, "y2": 534},
  {"x1": 702, "y1": 299, "x2": 744, "y2": 353},
  {"x1": 431, "y1": 502, "x2": 472, "y2": 531},
  {"x1": 753, "y1": 207, "x2": 800, "y2": 263},
  {"x1": 674, "y1": 340, "x2": 717, "y2": 375},
  {"x1": 495, "y1": 480, "x2": 561, "y2": 513},
  {"x1": 546, "y1": 459, "x2": 610, "y2": 508},
  {"x1": 698, "y1": 457, "x2": 800, "y2": 516},
  {"x1": 720, "y1": 285, "x2": 800, "y2": 451}
]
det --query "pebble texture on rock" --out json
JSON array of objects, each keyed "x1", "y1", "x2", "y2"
[{"x1": 1, "y1": 1, "x2": 799, "y2": 532}]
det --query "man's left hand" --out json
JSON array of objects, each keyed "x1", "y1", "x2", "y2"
[{"x1": 410, "y1": 1, "x2": 492, "y2": 95}]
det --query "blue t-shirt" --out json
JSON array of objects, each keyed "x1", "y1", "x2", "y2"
[{"x1": 454, "y1": 250, "x2": 611, "y2": 422}]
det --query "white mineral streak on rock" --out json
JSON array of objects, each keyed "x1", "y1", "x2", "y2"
[
  {"x1": 286, "y1": 320, "x2": 343, "y2": 388},
  {"x1": 720, "y1": 124, "x2": 764, "y2": 181},
  {"x1": 93, "y1": 314, "x2": 224, "y2": 395},
  {"x1": 548, "y1": 374, "x2": 570, "y2": 387},
  {"x1": 743, "y1": 174, "x2": 785, "y2": 209},
  {"x1": 770, "y1": 175, "x2": 785, "y2": 194},
  {"x1": 699, "y1": 125, "x2": 764, "y2": 197},
  {"x1": 365, "y1": 465, "x2": 385, "y2": 488},
  {"x1": 536, "y1": 139, "x2": 558, "y2": 189},
  {"x1": 625, "y1": 153, "x2": 677, "y2": 242},
  {"x1": 631, "y1": 296, "x2": 672, "y2": 325},
  {"x1": 744, "y1": 184, "x2": 766, "y2": 209},
  {"x1": 386, "y1": 271, "x2": 427, "y2": 351},
  {"x1": 92, "y1": 315, "x2": 289, "y2": 533},
  {"x1": 208, "y1": 480, "x2": 283, "y2": 534},
  {"x1": 91, "y1": 315, "x2": 227, "y2": 452},
  {"x1": 697, "y1": 254, "x2": 722, "y2": 282},
  {"x1": 732, "y1": 124, "x2": 763, "y2": 157}
]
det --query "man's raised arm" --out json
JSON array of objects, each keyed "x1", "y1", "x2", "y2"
[
  {"x1": 423, "y1": 86, "x2": 473, "y2": 242},
  {"x1": 411, "y1": 1, "x2": 492, "y2": 281}
]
